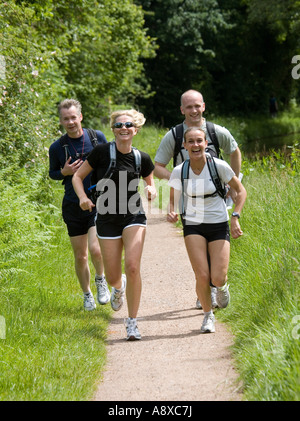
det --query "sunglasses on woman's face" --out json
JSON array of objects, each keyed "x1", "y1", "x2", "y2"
[{"x1": 113, "y1": 122, "x2": 135, "y2": 129}]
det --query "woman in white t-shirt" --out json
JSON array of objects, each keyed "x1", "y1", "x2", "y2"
[{"x1": 167, "y1": 127, "x2": 247, "y2": 333}]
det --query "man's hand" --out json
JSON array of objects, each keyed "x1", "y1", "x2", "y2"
[{"x1": 61, "y1": 157, "x2": 83, "y2": 176}]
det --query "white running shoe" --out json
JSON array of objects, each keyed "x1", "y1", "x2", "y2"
[
  {"x1": 196, "y1": 298, "x2": 202, "y2": 309},
  {"x1": 95, "y1": 275, "x2": 110, "y2": 305},
  {"x1": 83, "y1": 292, "x2": 96, "y2": 311},
  {"x1": 211, "y1": 287, "x2": 218, "y2": 308},
  {"x1": 216, "y1": 283, "x2": 230, "y2": 308},
  {"x1": 196, "y1": 287, "x2": 219, "y2": 310},
  {"x1": 200, "y1": 312, "x2": 215, "y2": 333},
  {"x1": 125, "y1": 318, "x2": 141, "y2": 341},
  {"x1": 110, "y1": 274, "x2": 126, "y2": 311}
]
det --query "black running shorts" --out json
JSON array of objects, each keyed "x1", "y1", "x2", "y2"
[
  {"x1": 62, "y1": 198, "x2": 96, "y2": 237},
  {"x1": 96, "y1": 212, "x2": 147, "y2": 239},
  {"x1": 183, "y1": 221, "x2": 230, "y2": 243}
]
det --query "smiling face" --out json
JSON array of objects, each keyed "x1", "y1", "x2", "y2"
[
  {"x1": 180, "y1": 91, "x2": 205, "y2": 127},
  {"x1": 59, "y1": 105, "x2": 83, "y2": 138},
  {"x1": 112, "y1": 114, "x2": 138, "y2": 143},
  {"x1": 183, "y1": 128, "x2": 207, "y2": 159}
]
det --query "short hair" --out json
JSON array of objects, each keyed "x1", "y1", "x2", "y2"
[
  {"x1": 58, "y1": 99, "x2": 82, "y2": 116},
  {"x1": 180, "y1": 90, "x2": 204, "y2": 106},
  {"x1": 110, "y1": 109, "x2": 146, "y2": 130},
  {"x1": 183, "y1": 127, "x2": 206, "y2": 142}
]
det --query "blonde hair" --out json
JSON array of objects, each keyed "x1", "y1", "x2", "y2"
[{"x1": 110, "y1": 109, "x2": 146, "y2": 130}]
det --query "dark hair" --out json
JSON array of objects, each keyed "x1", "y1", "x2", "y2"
[{"x1": 183, "y1": 127, "x2": 206, "y2": 142}]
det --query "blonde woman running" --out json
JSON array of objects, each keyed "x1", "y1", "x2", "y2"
[{"x1": 73, "y1": 110, "x2": 156, "y2": 340}]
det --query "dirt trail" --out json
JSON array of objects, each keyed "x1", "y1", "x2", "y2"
[{"x1": 93, "y1": 205, "x2": 242, "y2": 402}]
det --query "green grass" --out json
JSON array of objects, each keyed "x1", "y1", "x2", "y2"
[
  {"x1": 1, "y1": 119, "x2": 299, "y2": 401},
  {"x1": 0, "y1": 178, "x2": 112, "y2": 401},
  {"x1": 217, "y1": 155, "x2": 300, "y2": 400}
]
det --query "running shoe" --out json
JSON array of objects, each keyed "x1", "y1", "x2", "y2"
[
  {"x1": 200, "y1": 312, "x2": 215, "y2": 333},
  {"x1": 196, "y1": 287, "x2": 219, "y2": 309},
  {"x1": 211, "y1": 287, "x2": 218, "y2": 308},
  {"x1": 196, "y1": 298, "x2": 202, "y2": 309},
  {"x1": 110, "y1": 274, "x2": 126, "y2": 311},
  {"x1": 125, "y1": 318, "x2": 142, "y2": 341},
  {"x1": 83, "y1": 292, "x2": 96, "y2": 311},
  {"x1": 95, "y1": 275, "x2": 110, "y2": 305},
  {"x1": 216, "y1": 283, "x2": 230, "y2": 308}
]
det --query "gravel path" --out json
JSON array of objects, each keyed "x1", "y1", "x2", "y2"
[{"x1": 93, "y1": 205, "x2": 243, "y2": 402}]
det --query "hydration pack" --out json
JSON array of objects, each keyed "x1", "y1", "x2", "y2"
[
  {"x1": 88, "y1": 141, "x2": 141, "y2": 204},
  {"x1": 59, "y1": 129, "x2": 98, "y2": 162},
  {"x1": 172, "y1": 121, "x2": 221, "y2": 167},
  {"x1": 180, "y1": 153, "x2": 227, "y2": 216}
]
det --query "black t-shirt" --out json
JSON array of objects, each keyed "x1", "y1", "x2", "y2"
[{"x1": 87, "y1": 142, "x2": 154, "y2": 215}]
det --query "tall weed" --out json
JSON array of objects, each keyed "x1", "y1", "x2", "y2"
[{"x1": 218, "y1": 148, "x2": 300, "y2": 400}]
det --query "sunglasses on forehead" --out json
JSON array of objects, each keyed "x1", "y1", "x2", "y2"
[{"x1": 113, "y1": 122, "x2": 135, "y2": 129}]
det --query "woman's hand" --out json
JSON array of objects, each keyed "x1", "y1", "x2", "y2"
[
  {"x1": 144, "y1": 184, "x2": 157, "y2": 200},
  {"x1": 230, "y1": 217, "x2": 243, "y2": 239},
  {"x1": 79, "y1": 196, "x2": 95, "y2": 212},
  {"x1": 167, "y1": 211, "x2": 178, "y2": 223}
]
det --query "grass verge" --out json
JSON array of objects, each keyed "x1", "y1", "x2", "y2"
[
  {"x1": 217, "y1": 154, "x2": 300, "y2": 400},
  {"x1": 0, "y1": 180, "x2": 112, "y2": 401}
]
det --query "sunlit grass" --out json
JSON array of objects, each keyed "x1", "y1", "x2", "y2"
[
  {"x1": 0, "y1": 181, "x2": 112, "y2": 401},
  {"x1": 217, "y1": 159, "x2": 300, "y2": 400},
  {"x1": 0, "y1": 122, "x2": 299, "y2": 401}
]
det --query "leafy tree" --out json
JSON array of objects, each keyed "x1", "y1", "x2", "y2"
[
  {"x1": 15, "y1": 0, "x2": 156, "y2": 124},
  {"x1": 135, "y1": 0, "x2": 233, "y2": 125},
  {"x1": 0, "y1": 0, "x2": 156, "y2": 173},
  {"x1": 0, "y1": 1, "x2": 62, "y2": 172},
  {"x1": 135, "y1": 0, "x2": 300, "y2": 124}
]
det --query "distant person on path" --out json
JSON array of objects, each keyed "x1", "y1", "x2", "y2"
[
  {"x1": 72, "y1": 109, "x2": 157, "y2": 341},
  {"x1": 154, "y1": 89, "x2": 242, "y2": 309},
  {"x1": 167, "y1": 127, "x2": 247, "y2": 333},
  {"x1": 269, "y1": 94, "x2": 278, "y2": 118},
  {"x1": 49, "y1": 99, "x2": 109, "y2": 311}
]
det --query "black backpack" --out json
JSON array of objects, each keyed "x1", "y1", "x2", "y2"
[
  {"x1": 172, "y1": 121, "x2": 221, "y2": 167},
  {"x1": 180, "y1": 153, "x2": 227, "y2": 217},
  {"x1": 88, "y1": 141, "x2": 142, "y2": 204}
]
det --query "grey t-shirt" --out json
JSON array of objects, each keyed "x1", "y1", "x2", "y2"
[{"x1": 154, "y1": 119, "x2": 238, "y2": 166}]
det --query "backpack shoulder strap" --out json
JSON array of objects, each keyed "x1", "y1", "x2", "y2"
[
  {"x1": 180, "y1": 159, "x2": 190, "y2": 216},
  {"x1": 103, "y1": 141, "x2": 117, "y2": 178},
  {"x1": 86, "y1": 128, "x2": 98, "y2": 148},
  {"x1": 171, "y1": 123, "x2": 184, "y2": 167},
  {"x1": 59, "y1": 133, "x2": 70, "y2": 163},
  {"x1": 132, "y1": 147, "x2": 141, "y2": 176},
  {"x1": 205, "y1": 153, "x2": 226, "y2": 200},
  {"x1": 88, "y1": 141, "x2": 116, "y2": 196},
  {"x1": 206, "y1": 121, "x2": 221, "y2": 158}
]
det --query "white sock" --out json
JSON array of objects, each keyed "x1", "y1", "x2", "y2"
[
  {"x1": 83, "y1": 290, "x2": 92, "y2": 296},
  {"x1": 204, "y1": 310, "x2": 213, "y2": 317}
]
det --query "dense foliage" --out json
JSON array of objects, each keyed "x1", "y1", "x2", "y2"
[
  {"x1": 0, "y1": 0, "x2": 299, "y2": 401},
  {"x1": 135, "y1": 0, "x2": 300, "y2": 125}
]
